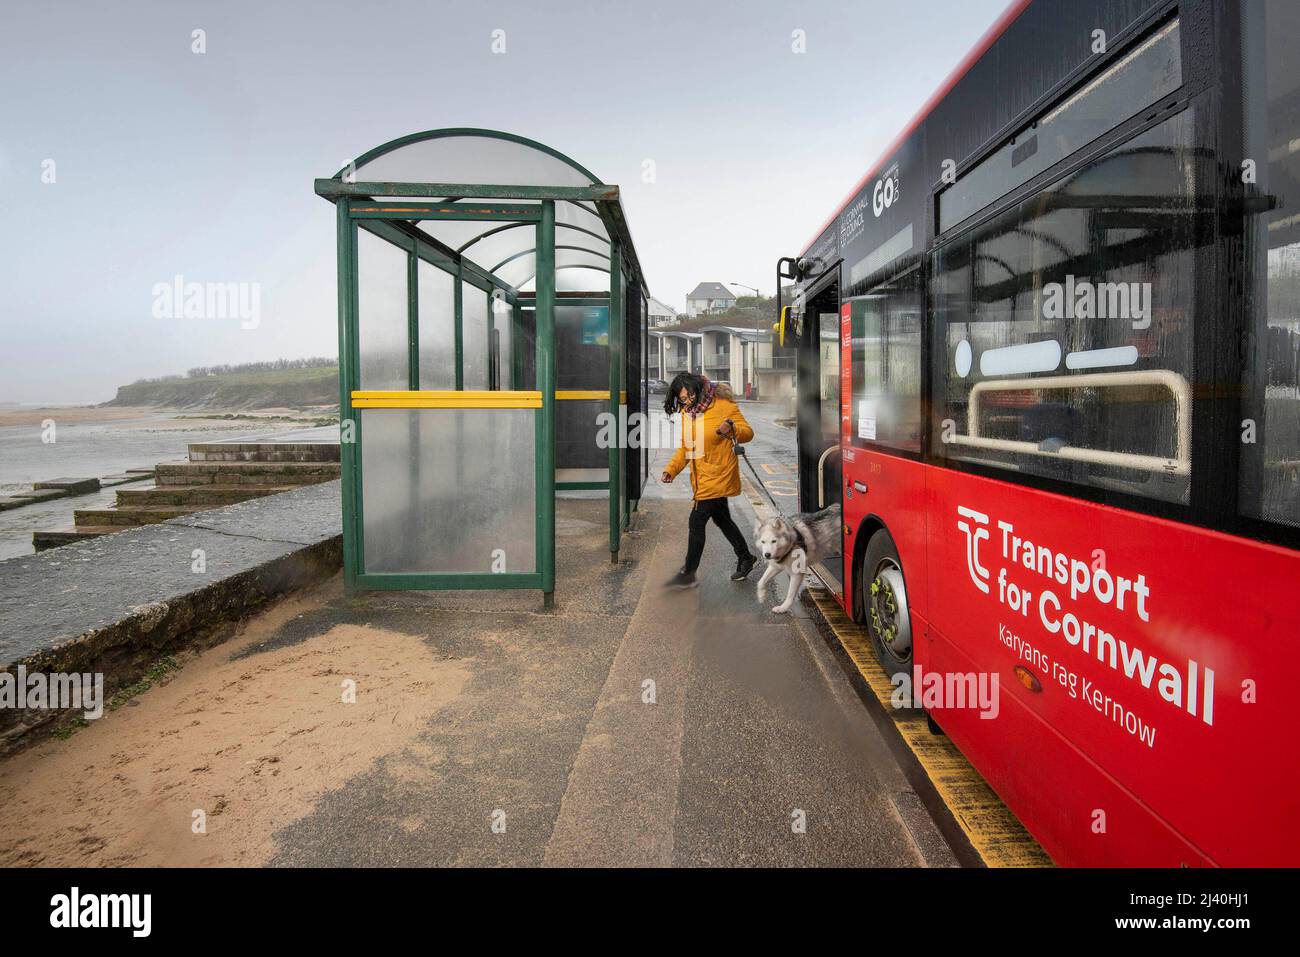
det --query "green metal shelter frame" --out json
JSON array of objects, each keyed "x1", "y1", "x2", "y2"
[{"x1": 315, "y1": 129, "x2": 650, "y2": 604}]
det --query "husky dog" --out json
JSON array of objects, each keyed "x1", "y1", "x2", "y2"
[{"x1": 752, "y1": 504, "x2": 842, "y2": 614}]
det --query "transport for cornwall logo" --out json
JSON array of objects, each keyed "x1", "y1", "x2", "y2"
[{"x1": 956, "y1": 505, "x2": 991, "y2": 593}]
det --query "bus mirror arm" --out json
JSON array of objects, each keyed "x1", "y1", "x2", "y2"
[{"x1": 775, "y1": 257, "x2": 799, "y2": 347}]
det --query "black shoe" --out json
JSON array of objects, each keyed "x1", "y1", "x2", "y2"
[
  {"x1": 664, "y1": 570, "x2": 699, "y2": 589},
  {"x1": 731, "y1": 553, "x2": 757, "y2": 581}
]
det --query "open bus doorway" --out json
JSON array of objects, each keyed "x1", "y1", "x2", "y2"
[{"x1": 795, "y1": 273, "x2": 844, "y2": 596}]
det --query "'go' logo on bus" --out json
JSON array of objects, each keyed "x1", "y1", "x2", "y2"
[{"x1": 872, "y1": 169, "x2": 899, "y2": 217}]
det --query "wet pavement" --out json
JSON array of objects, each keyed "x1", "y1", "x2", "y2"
[
  {"x1": 269, "y1": 401, "x2": 955, "y2": 866},
  {"x1": 253, "y1": 495, "x2": 953, "y2": 867}
]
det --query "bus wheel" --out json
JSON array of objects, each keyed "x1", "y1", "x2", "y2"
[{"x1": 862, "y1": 529, "x2": 913, "y2": 675}]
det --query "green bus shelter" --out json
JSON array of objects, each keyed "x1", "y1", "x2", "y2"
[{"x1": 315, "y1": 129, "x2": 652, "y2": 604}]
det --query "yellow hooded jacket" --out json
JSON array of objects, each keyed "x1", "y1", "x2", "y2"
[{"x1": 663, "y1": 389, "x2": 754, "y2": 500}]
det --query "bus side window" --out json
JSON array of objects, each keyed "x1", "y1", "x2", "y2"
[
  {"x1": 850, "y1": 264, "x2": 923, "y2": 452},
  {"x1": 931, "y1": 110, "x2": 1202, "y2": 506},
  {"x1": 1240, "y1": 0, "x2": 1300, "y2": 530}
]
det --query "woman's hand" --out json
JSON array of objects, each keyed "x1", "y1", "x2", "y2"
[
  {"x1": 716, "y1": 419, "x2": 734, "y2": 437},
  {"x1": 660, "y1": 471, "x2": 673, "y2": 483}
]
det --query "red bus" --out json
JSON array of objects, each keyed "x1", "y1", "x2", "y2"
[{"x1": 780, "y1": 0, "x2": 1300, "y2": 866}]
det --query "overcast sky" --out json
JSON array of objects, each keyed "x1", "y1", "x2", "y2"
[{"x1": 0, "y1": 0, "x2": 1009, "y2": 404}]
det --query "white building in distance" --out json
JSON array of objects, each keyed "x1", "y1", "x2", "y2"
[{"x1": 684, "y1": 282, "x2": 737, "y2": 317}]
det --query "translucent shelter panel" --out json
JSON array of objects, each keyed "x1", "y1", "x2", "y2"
[
  {"x1": 357, "y1": 228, "x2": 409, "y2": 391},
  {"x1": 496, "y1": 251, "x2": 536, "y2": 289},
  {"x1": 556, "y1": 267, "x2": 615, "y2": 293},
  {"x1": 415, "y1": 206, "x2": 537, "y2": 253},
  {"x1": 619, "y1": 405, "x2": 628, "y2": 518},
  {"x1": 517, "y1": 308, "x2": 537, "y2": 390},
  {"x1": 557, "y1": 398, "x2": 607, "y2": 470},
  {"x1": 557, "y1": 200, "x2": 608, "y2": 239},
  {"x1": 558, "y1": 468, "x2": 609, "y2": 483},
  {"x1": 459, "y1": 223, "x2": 536, "y2": 274},
  {"x1": 556, "y1": 305, "x2": 610, "y2": 389},
  {"x1": 351, "y1": 133, "x2": 596, "y2": 187},
  {"x1": 462, "y1": 281, "x2": 490, "y2": 390},
  {"x1": 519, "y1": 265, "x2": 611, "y2": 294},
  {"x1": 360, "y1": 408, "x2": 537, "y2": 574},
  {"x1": 417, "y1": 218, "x2": 494, "y2": 251},
  {"x1": 619, "y1": 267, "x2": 629, "y2": 521},
  {"x1": 491, "y1": 294, "x2": 513, "y2": 389},
  {"x1": 452, "y1": 221, "x2": 608, "y2": 279},
  {"x1": 556, "y1": 247, "x2": 611, "y2": 271},
  {"x1": 557, "y1": 228, "x2": 611, "y2": 257},
  {"x1": 417, "y1": 259, "x2": 456, "y2": 389}
]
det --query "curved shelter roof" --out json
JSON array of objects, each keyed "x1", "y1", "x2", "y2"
[{"x1": 316, "y1": 128, "x2": 648, "y2": 297}]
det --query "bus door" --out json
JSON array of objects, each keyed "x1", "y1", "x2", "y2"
[{"x1": 795, "y1": 274, "x2": 844, "y2": 594}]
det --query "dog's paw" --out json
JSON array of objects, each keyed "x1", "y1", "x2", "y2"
[{"x1": 771, "y1": 604, "x2": 791, "y2": 614}]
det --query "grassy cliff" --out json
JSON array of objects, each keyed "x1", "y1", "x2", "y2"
[{"x1": 107, "y1": 363, "x2": 339, "y2": 411}]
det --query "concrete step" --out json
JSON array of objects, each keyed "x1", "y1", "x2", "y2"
[
  {"x1": 155, "y1": 461, "x2": 341, "y2": 487},
  {"x1": 1, "y1": 489, "x2": 66, "y2": 507},
  {"x1": 73, "y1": 505, "x2": 201, "y2": 527},
  {"x1": 187, "y1": 442, "x2": 341, "y2": 463},
  {"x1": 99, "y1": 470, "x2": 155, "y2": 487},
  {"x1": 33, "y1": 525, "x2": 119, "y2": 551},
  {"x1": 115, "y1": 484, "x2": 298, "y2": 507},
  {"x1": 0, "y1": 493, "x2": 62, "y2": 512},
  {"x1": 33, "y1": 477, "x2": 101, "y2": 494}
]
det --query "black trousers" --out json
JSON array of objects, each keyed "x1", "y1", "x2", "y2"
[{"x1": 683, "y1": 496, "x2": 751, "y2": 574}]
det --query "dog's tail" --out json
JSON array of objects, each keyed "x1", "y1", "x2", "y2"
[
  {"x1": 807, "y1": 502, "x2": 840, "y2": 522},
  {"x1": 806, "y1": 503, "x2": 842, "y2": 539}
]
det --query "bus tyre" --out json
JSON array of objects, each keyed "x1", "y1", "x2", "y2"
[{"x1": 862, "y1": 529, "x2": 913, "y2": 679}]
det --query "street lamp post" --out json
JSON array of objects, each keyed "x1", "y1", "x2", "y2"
[{"x1": 731, "y1": 281, "x2": 762, "y2": 333}]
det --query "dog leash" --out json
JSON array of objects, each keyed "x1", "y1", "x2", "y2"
[{"x1": 728, "y1": 433, "x2": 787, "y2": 517}]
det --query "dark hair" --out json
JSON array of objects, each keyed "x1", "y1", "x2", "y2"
[{"x1": 664, "y1": 372, "x2": 706, "y2": 415}]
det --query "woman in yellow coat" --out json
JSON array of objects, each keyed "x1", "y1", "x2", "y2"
[{"x1": 660, "y1": 373, "x2": 758, "y2": 589}]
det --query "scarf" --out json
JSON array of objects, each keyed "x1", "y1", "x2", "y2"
[{"x1": 683, "y1": 378, "x2": 717, "y2": 416}]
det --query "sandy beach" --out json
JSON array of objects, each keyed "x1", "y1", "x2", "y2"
[
  {"x1": 0, "y1": 405, "x2": 331, "y2": 429},
  {"x1": 0, "y1": 405, "x2": 163, "y2": 428},
  {"x1": 0, "y1": 577, "x2": 471, "y2": 867}
]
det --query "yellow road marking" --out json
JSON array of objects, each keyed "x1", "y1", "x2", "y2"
[
  {"x1": 764, "y1": 480, "x2": 797, "y2": 497},
  {"x1": 807, "y1": 587, "x2": 1053, "y2": 868}
]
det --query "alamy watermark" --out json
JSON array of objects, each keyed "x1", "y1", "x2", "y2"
[
  {"x1": 1042, "y1": 274, "x2": 1151, "y2": 330},
  {"x1": 891, "y1": 665, "x2": 1000, "y2": 720},
  {"x1": 593, "y1": 408, "x2": 718, "y2": 456},
  {"x1": 151, "y1": 275, "x2": 261, "y2": 329},
  {"x1": 50, "y1": 887, "x2": 150, "y2": 937},
  {"x1": 0, "y1": 666, "x2": 104, "y2": 719}
]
